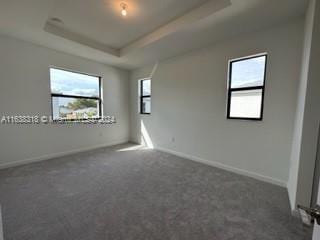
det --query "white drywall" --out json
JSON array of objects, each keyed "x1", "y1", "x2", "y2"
[
  {"x1": 130, "y1": 20, "x2": 304, "y2": 186},
  {"x1": 0, "y1": 35, "x2": 130, "y2": 167},
  {"x1": 288, "y1": 0, "x2": 320, "y2": 210}
]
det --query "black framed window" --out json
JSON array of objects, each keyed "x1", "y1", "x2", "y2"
[
  {"x1": 140, "y1": 79, "x2": 151, "y2": 114},
  {"x1": 50, "y1": 68, "x2": 102, "y2": 121},
  {"x1": 227, "y1": 54, "x2": 267, "y2": 120}
]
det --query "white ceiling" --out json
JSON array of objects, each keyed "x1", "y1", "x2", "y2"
[
  {"x1": 49, "y1": 0, "x2": 210, "y2": 49},
  {"x1": 0, "y1": 0, "x2": 309, "y2": 70}
]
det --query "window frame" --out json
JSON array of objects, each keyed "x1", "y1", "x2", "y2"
[
  {"x1": 227, "y1": 54, "x2": 268, "y2": 121},
  {"x1": 50, "y1": 67, "x2": 102, "y2": 121},
  {"x1": 140, "y1": 79, "x2": 151, "y2": 115}
]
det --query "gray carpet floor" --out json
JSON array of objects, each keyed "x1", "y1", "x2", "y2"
[{"x1": 0, "y1": 143, "x2": 312, "y2": 240}]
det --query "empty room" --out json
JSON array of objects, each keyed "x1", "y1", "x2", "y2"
[{"x1": 0, "y1": 0, "x2": 320, "y2": 239}]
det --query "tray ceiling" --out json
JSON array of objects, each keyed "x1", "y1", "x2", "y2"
[{"x1": 0, "y1": 0, "x2": 309, "y2": 69}]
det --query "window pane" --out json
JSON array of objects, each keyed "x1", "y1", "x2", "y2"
[
  {"x1": 231, "y1": 56, "x2": 266, "y2": 88},
  {"x1": 142, "y1": 97, "x2": 151, "y2": 114},
  {"x1": 142, "y1": 79, "x2": 151, "y2": 96},
  {"x1": 229, "y1": 90, "x2": 262, "y2": 118},
  {"x1": 52, "y1": 97, "x2": 99, "y2": 120},
  {"x1": 50, "y1": 68, "x2": 100, "y2": 97}
]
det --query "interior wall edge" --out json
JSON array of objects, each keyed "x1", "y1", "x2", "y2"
[{"x1": 0, "y1": 205, "x2": 3, "y2": 240}]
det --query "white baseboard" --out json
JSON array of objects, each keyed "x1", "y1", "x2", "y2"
[
  {"x1": 0, "y1": 140, "x2": 287, "y2": 187},
  {"x1": 156, "y1": 146, "x2": 287, "y2": 187},
  {"x1": 0, "y1": 205, "x2": 3, "y2": 240},
  {"x1": 0, "y1": 139, "x2": 129, "y2": 170}
]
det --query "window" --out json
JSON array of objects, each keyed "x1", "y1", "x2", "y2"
[
  {"x1": 140, "y1": 79, "x2": 151, "y2": 114},
  {"x1": 227, "y1": 54, "x2": 267, "y2": 120},
  {"x1": 50, "y1": 68, "x2": 102, "y2": 120}
]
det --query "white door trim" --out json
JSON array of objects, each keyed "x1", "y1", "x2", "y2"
[{"x1": 0, "y1": 205, "x2": 3, "y2": 240}]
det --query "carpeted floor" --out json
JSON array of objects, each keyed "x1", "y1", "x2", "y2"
[{"x1": 0, "y1": 143, "x2": 312, "y2": 240}]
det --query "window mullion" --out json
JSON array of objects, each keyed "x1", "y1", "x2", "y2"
[{"x1": 230, "y1": 86, "x2": 264, "y2": 92}]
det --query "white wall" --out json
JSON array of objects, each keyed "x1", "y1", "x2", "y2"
[
  {"x1": 130, "y1": 20, "x2": 304, "y2": 187},
  {"x1": 288, "y1": 0, "x2": 320, "y2": 211},
  {"x1": 0, "y1": 35, "x2": 130, "y2": 168}
]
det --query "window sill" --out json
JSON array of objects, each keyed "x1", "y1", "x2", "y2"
[{"x1": 227, "y1": 116, "x2": 263, "y2": 121}]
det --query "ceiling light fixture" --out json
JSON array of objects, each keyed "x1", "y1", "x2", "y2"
[{"x1": 120, "y1": 2, "x2": 128, "y2": 16}]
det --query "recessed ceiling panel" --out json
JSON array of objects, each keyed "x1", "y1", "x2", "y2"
[
  {"x1": 0, "y1": 0, "x2": 309, "y2": 69},
  {"x1": 49, "y1": 0, "x2": 210, "y2": 49}
]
